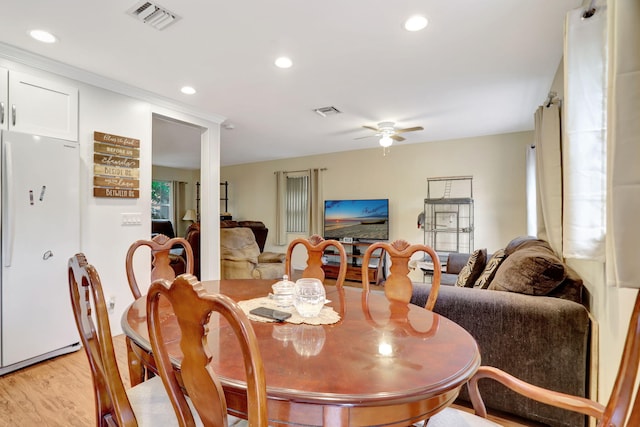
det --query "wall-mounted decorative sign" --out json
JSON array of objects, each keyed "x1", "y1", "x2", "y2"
[{"x1": 93, "y1": 131, "x2": 140, "y2": 198}]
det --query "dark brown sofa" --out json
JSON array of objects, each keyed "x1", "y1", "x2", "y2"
[{"x1": 411, "y1": 236, "x2": 591, "y2": 427}]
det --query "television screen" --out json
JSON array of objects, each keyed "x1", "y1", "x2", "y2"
[{"x1": 324, "y1": 199, "x2": 389, "y2": 241}]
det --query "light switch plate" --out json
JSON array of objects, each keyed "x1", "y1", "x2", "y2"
[{"x1": 121, "y1": 212, "x2": 142, "y2": 225}]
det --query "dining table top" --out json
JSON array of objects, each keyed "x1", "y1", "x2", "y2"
[{"x1": 122, "y1": 279, "x2": 480, "y2": 427}]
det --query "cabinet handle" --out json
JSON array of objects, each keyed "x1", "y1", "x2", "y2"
[
  {"x1": 11, "y1": 104, "x2": 16, "y2": 126},
  {"x1": 0, "y1": 102, "x2": 4, "y2": 125}
]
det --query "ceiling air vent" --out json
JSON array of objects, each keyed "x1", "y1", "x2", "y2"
[
  {"x1": 313, "y1": 106, "x2": 342, "y2": 117},
  {"x1": 128, "y1": 1, "x2": 181, "y2": 31}
]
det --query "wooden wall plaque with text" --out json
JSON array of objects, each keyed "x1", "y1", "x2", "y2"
[{"x1": 93, "y1": 131, "x2": 141, "y2": 198}]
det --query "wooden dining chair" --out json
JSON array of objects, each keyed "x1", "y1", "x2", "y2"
[
  {"x1": 125, "y1": 233, "x2": 195, "y2": 386},
  {"x1": 67, "y1": 253, "x2": 179, "y2": 427},
  {"x1": 285, "y1": 234, "x2": 347, "y2": 287},
  {"x1": 427, "y1": 290, "x2": 640, "y2": 427},
  {"x1": 147, "y1": 274, "x2": 269, "y2": 426},
  {"x1": 126, "y1": 233, "x2": 195, "y2": 299},
  {"x1": 361, "y1": 240, "x2": 441, "y2": 311}
]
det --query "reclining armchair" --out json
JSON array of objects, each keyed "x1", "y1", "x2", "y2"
[{"x1": 220, "y1": 227, "x2": 285, "y2": 279}]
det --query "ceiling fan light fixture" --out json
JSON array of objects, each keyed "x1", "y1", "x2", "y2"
[{"x1": 379, "y1": 135, "x2": 393, "y2": 147}]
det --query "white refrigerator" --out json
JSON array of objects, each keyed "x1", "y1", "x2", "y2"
[{"x1": 0, "y1": 130, "x2": 81, "y2": 375}]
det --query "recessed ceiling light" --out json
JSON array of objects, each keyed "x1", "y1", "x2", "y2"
[
  {"x1": 404, "y1": 15, "x2": 428, "y2": 32},
  {"x1": 275, "y1": 57, "x2": 293, "y2": 69},
  {"x1": 29, "y1": 29, "x2": 57, "y2": 43},
  {"x1": 181, "y1": 86, "x2": 196, "y2": 95}
]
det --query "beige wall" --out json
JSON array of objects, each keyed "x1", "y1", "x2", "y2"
[
  {"x1": 222, "y1": 131, "x2": 532, "y2": 277},
  {"x1": 223, "y1": 122, "x2": 633, "y2": 404}
]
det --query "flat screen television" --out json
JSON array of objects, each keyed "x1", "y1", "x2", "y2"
[{"x1": 323, "y1": 199, "x2": 389, "y2": 241}]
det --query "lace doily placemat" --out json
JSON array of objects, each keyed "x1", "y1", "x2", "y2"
[{"x1": 238, "y1": 297, "x2": 340, "y2": 325}]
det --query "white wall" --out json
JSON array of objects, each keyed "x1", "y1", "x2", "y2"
[
  {"x1": 0, "y1": 51, "x2": 221, "y2": 335},
  {"x1": 222, "y1": 131, "x2": 532, "y2": 277}
]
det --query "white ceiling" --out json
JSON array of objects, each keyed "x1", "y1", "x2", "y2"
[{"x1": 0, "y1": 0, "x2": 582, "y2": 168}]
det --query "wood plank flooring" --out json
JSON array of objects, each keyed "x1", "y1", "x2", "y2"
[{"x1": 0, "y1": 333, "x2": 542, "y2": 426}]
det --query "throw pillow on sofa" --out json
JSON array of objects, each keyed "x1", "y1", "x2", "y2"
[
  {"x1": 488, "y1": 247, "x2": 567, "y2": 295},
  {"x1": 473, "y1": 249, "x2": 507, "y2": 289},
  {"x1": 454, "y1": 248, "x2": 487, "y2": 287}
]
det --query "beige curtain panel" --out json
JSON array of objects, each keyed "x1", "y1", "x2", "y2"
[
  {"x1": 275, "y1": 171, "x2": 287, "y2": 246},
  {"x1": 607, "y1": 0, "x2": 640, "y2": 288},
  {"x1": 534, "y1": 104, "x2": 563, "y2": 257},
  {"x1": 308, "y1": 168, "x2": 324, "y2": 236}
]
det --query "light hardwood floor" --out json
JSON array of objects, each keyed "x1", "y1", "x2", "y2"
[{"x1": 0, "y1": 332, "x2": 542, "y2": 426}]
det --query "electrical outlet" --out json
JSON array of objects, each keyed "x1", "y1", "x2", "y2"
[{"x1": 108, "y1": 296, "x2": 116, "y2": 314}]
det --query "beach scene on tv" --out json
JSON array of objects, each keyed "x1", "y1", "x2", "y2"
[{"x1": 324, "y1": 199, "x2": 389, "y2": 241}]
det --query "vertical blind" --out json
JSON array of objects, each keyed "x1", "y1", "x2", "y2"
[{"x1": 286, "y1": 175, "x2": 309, "y2": 233}]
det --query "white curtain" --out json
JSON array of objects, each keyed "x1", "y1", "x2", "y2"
[
  {"x1": 606, "y1": 0, "x2": 640, "y2": 288},
  {"x1": 275, "y1": 171, "x2": 287, "y2": 245},
  {"x1": 308, "y1": 168, "x2": 324, "y2": 236},
  {"x1": 534, "y1": 104, "x2": 563, "y2": 256},
  {"x1": 563, "y1": 4, "x2": 608, "y2": 261}
]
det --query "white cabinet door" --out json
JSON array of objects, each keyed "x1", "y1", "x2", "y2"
[
  {"x1": 0, "y1": 67, "x2": 7, "y2": 130},
  {"x1": 8, "y1": 71, "x2": 78, "y2": 141}
]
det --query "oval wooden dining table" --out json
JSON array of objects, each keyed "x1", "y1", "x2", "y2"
[{"x1": 122, "y1": 279, "x2": 480, "y2": 427}]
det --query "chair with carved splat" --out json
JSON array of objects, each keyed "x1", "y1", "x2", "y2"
[
  {"x1": 68, "y1": 253, "x2": 178, "y2": 427},
  {"x1": 426, "y1": 290, "x2": 640, "y2": 426},
  {"x1": 361, "y1": 240, "x2": 441, "y2": 311},
  {"x1": 147, "y1": 274, "x2": 268, "y2": 426},
  {"x1": 285, "y1": 234, "x2": 347, "y2": 287},
  {"x1": 125, "y1": 234, "x2": 194, "y2": 386}
]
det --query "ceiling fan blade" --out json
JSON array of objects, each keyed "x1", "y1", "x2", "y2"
[
  {"x1": 391, "y1": 134, "x2": 405, "y2": 142},
  {"x1": 362, "y1": 125, "x2": 380, "y2": 132},
  {"x1": 354, "y1": 134, "x2": 376, "y2": 140},
  {"x1": 395, "y1": 126, "x2": 424, "y2": 134}
]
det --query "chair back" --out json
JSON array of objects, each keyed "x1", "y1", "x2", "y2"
[
  {"x1": 605, "y1": 291, "x2": 640, "y2": 426},
  {"x1": 285, "y1": 234, "x2": 347, "y2": 287},
  {"x1": 68, "y1": 253, "x2": 137, "y2": 426},
  {"x1": 185, "y1": 222, "x2": 201, "y2": 279},
  {"x1": 362, "y1": 240, "x2": 441, "y2": 310},
  {"x1": 126, "y1": 234, "x2": 194, "y2": 299},
  {"x1": 147, "y1": 275, "x2": 268, "y2": 426}
]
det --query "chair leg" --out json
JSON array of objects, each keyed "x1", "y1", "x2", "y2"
[{"x1": 126, "y1": 336, "x2": 146, "y2": 386}]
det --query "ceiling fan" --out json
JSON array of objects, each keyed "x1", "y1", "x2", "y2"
[{"x1": 356, "y1": 121, "x2": 424, "y2": 147}]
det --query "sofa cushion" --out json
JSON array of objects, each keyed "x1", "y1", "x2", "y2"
[
  {"x1": 258, "y1": 251, "x2": 286, "y2": 263},
  {"x1": 474, "y1": 249, "x2": 507, "y2": 289},
  {"x1": 454, "y1": 248, "x2": 487, "y2": 287},
  {"x1": 220, "y1": 228, "x2": 260, "y2": 264},
  {"x1": 505, "y1": 235, "x2": 554, "y2": 256},
  {"x1": 488, "y1": 247, "x2": 566, "y2": 295}
]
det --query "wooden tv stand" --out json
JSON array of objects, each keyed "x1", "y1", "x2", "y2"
[{"x1": 321, "y1": 241, "x2": 385, "y2": 285}]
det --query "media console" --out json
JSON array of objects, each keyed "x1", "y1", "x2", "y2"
[{"x1": 321, "y1": 241, "x2": 385, "y2": 285}]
